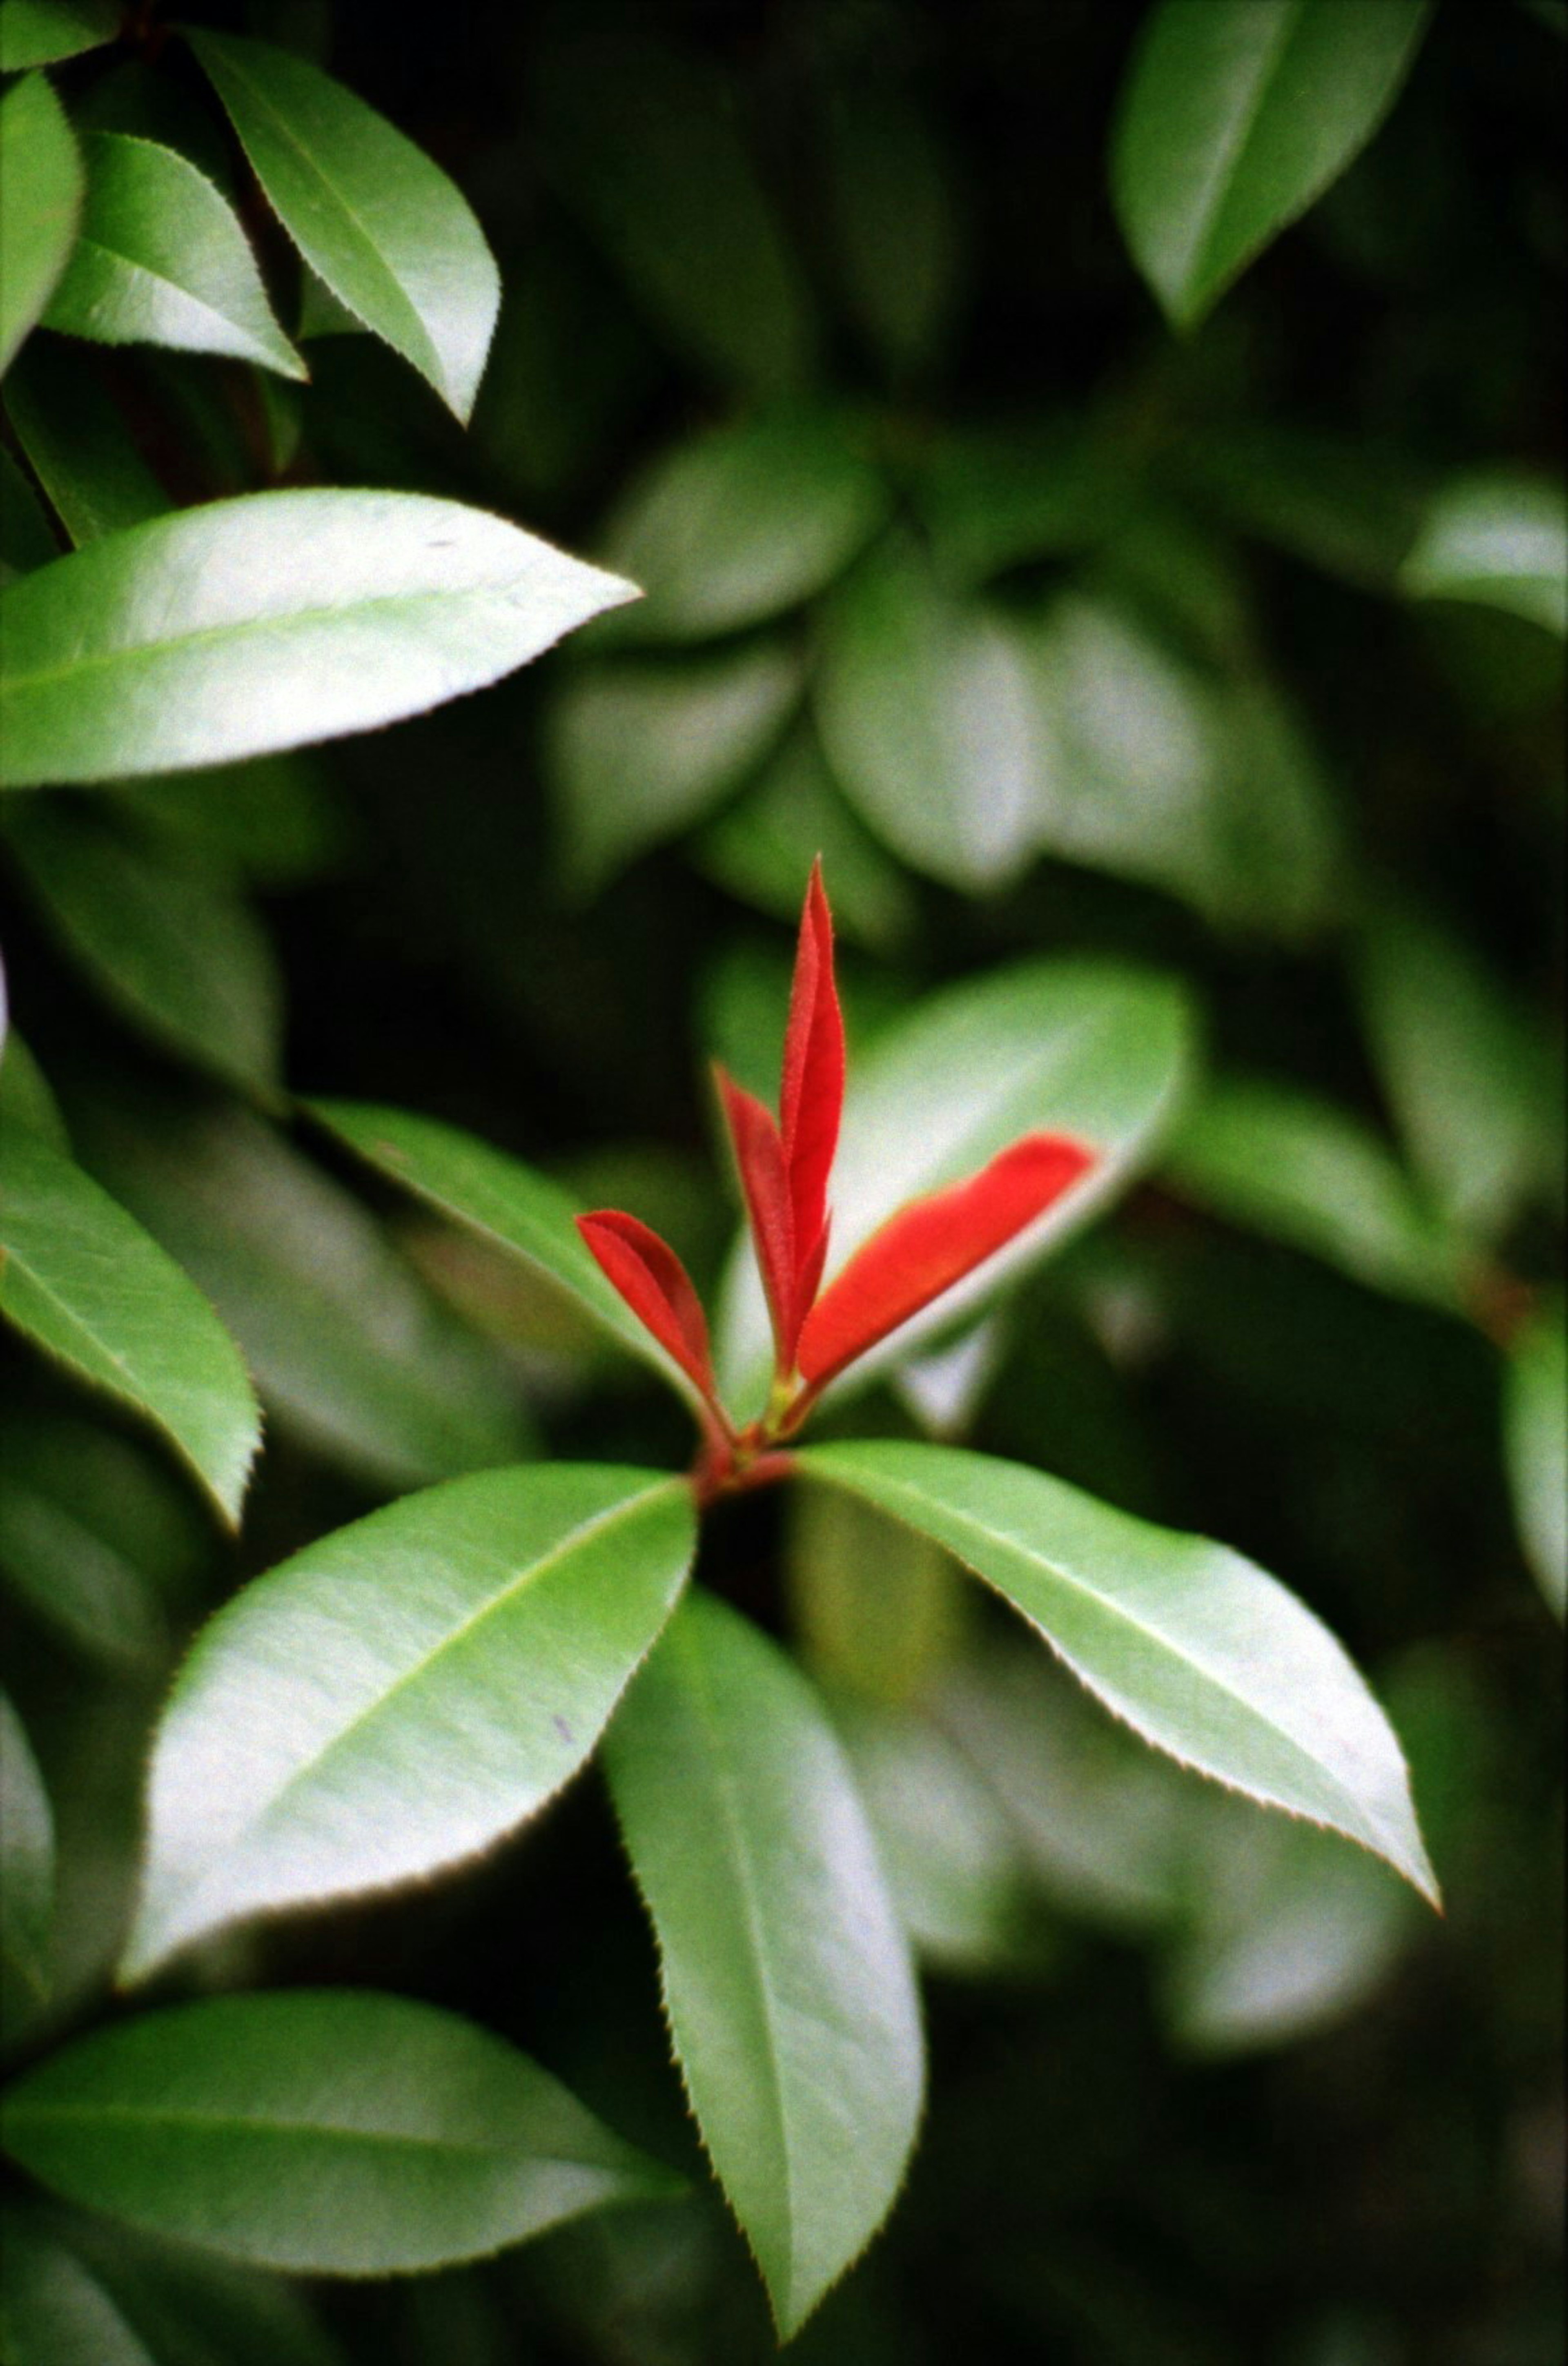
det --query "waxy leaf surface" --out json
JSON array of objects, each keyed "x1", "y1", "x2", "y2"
[
  {"x1": 797, "y1": 1440, "x2": 1438, "y2": 1902},
  {"x1": 124, "y1": 1464, "x2": 696, "y2": 1978},
  {"x1": 43, "y1": 132, "x2": 305, "y2": 378},
  {"x1": 718, "y1": 958, "x2": 1193, "y2": 1410},
  {"x1": 1112, "y1": 0, "x2": 1431, "y2": 327},
  {"x1": 0, "y1": 74, "x2": 82, "y2": 377},
  {"x1": 0, "y1": 490, "x2": 636, "y2": 786},
  {"x1": 0, "y1": 1126, "x2": 261, "y2": 1525},
  {"x1": 605, "y1": 1590, "x2": 923, "y2": 2338},
  {"x1": 188, "y1": 30, "x2": 499, "y2": 419},
  {"x1": 0, "y1": 1991, "x2": 679, "y2": 2273}
]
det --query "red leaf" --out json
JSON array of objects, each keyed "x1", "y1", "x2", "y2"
[
  {"x1": 778, "y1": 858, "x2": 844, "y2": 1298},
  {"x1": 797, "y1": 1133, "x2": 1094, "y2": 1390},
  {"x1": 715, "y1": 1066, "x2": 800, "y2": 1367},
  {"x1": 576, "y1": 1211, "x2": 717, "y2": 1402}
]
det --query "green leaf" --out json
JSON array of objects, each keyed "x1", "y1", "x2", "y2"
[
  {"x1": 0, "y1": 2215, "x2": 159, "y2": 2366},
  {"x1": 0, "y1": 1690, "x2": 53, "y2": 2024},
  {"x1": 1506, "y1": 1301, "x2": 1566, "y2": 1619},
  {"x1": 0, "y1": 74, "x2": 83, "y2": 377},
  {"x1": 305, "y1": 1097, "x2": 701, "y2": 1404},
  {"x1": 1111, "y1": 0, "x2": 1432, "y2": 328},
  {"x1": 123, "y1": 1464, "x2": 695, "y2": 1977},
  {"x1": 796, "y1": 1440, "x2": 1439, "y2": 1903},
  {"x1": 4, "y1": 799, "x2": 283, "y2": 1095},
  {"x1": 43, "y1": 132, "x2": 306, "y2": 380},
  {"x1": 187, "y1": 29, "x2": 499, "y2": 421},
  {"x1": 695, "y1": 725, "x2": 916, "y2": 954},
  {"x1": 717, "y1": 957, "x2": 1194, "y2": 1411},
  {"x1": 604, "y1": 1590, "x2": 923, "y2": 2338},
  {"x1": 816, "y1": 532, "x2": 1043, "y2": 891},
  {"x1": 0, "y1": 1990, "x2": 680, "y2": 2272},
  {"x1": 0, "y1": 0, "x2": 118, "y2": 71},
  {"x1": 590, "y1": 407, "x2": 889, "y2": 646},
  {"x1": 2, "y1": 341, "x2": 168, "y2": 545},
  {"x1": 548, "y1": 642, "x2": 799, "y2": 893},
  {"x1": 59, "y1": 2225, "x2": 351, "y2": 2366},
  {"x1": 0, "y1": 489, "x2": 637, "y2": 787},
  {"x1": 78, "y1": 1098, "x2": 536, "y2": 1492},
  {"x1": 0, "y1": 1029, "x2": 68, "y2": 1149},
  {"x1": 820, "y1": 76, "x2": 960, "y2": 381},
  {"x1": 120, "y1": 752, "x2": 351, "y2": 888},
  {"x1": 0, "y1": 441, "x2": 58, "y2": 577},
  {"x1": 1162, "y1": 1073, "x2": 1461, "y2": 1306},
  {"x1": 0, "y1": 1127, "x2": 261, "y2": 1526},
  {"x1": 1400, "y1": 472, "x2": 1567, "y2": 635}
]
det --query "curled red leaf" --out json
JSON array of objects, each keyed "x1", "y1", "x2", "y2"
[
  {"x1": 577, "y1": 1210, "x2": 717, "y2": 1404},
  {"x1": 796, "y1": 1133, "x2": 1094, "y2": 1392},
  {"x1": 779, "y1": 857, "x2": 845, "y2": 1287},
  {"x1": 715, "y1": 1067, "x2": 800, "y2": 1366}
]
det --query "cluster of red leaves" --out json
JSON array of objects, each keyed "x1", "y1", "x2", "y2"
[{"x1": 578, "y1": 864, "x2": 1093, "y2": 1492}]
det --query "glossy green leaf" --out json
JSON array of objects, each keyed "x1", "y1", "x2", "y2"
[
  {"x1": 604, "y1": 1590, "x2": 923, "y2": 2338},
  {"x1": 0, "y1": 1690, "x2": 53, "y2": 2023},
  {"x1": 4, "y1": 800, "x2": 283, "y2": 1095},
  {"x1": 43, "y1": 132, "x2": 305, "y2": 379},
  {"x1": 187, "y1": 30, "x2": 499, "y2": 420},
  {"x1": 535, "y1": 22, "x2": 813, "y2": 396},
  {"x1": 548, "y1": 642, "x2": 799, "y2": 893},
  {"x1": 0, "y1": 1127, "x2": 261, "y2": 1526},
  {"x1": 0, "y1": 2215, "x2": 158, "y2": 2366},
  {"x1": 816, "y1": 533, "x2": 1043, "y2": 890},
  {"x1": 0, "y1": 490, "x2": 637, "y2": 787},
  {"x1": 0, "y1": 1029, "x2": 68, "y2": 1149},
  {"x1": 0, "y1": 0, "x2": 117, "y2": 70},
  {"x1": 1506, "y1": 1301, "x2": 1566, "y2": 1619},
  {"x1": 0, "y1": 1990, "x2": 680, "y2": 2272},
  {"x1": 2, "y1": 341, "x2": 167, "y2": 545},
  {"x1": 717, "y1": 958, "x2": 1194, "y2": 1411},
  {"x1": 1358, "y1": 901, "x2": 1564, "y2": 1239},
  {"x1": 0, "y1": 74, "x2": 82, "y2": 377},
  {"x1": 1112, "y1": 0, "x2": 1431, "y2": 327},
  {"x1": 1162, "y1": 1073, "x2": 1461, "y2": 1306},
  {"x1": 79, "y1": 1098, "x2": 536, "y2": 1493},
  {"x1": 1400, "y1": 472, "x2": 1567, "y2": 635},
  {"x1": 797, "y1": 1440, "x2": 1439, "y2": 1902},
  {"x1": 123, "y1": 1464, "x2": 695, "y2": 1977},
  {"x1": 695, "y1": 726, "x2": 916, "y2": 954},
  {"x1": 305, "y1": 1097, "x2": 700, "y2": 1403},
  {"x1": 591, "y1": 408, "x2": 889, "y2": 645}
]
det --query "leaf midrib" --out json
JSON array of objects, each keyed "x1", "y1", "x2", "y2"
[
  {"x1": 1175, "y1": 1, "x2": 1301, "y2": 299},
  {"x1": 2, "y1": 2096, "x2": 609, "y2": 2170},
  {"x1": 67, "y1": 222, "x2": 291, "y2": 363}
]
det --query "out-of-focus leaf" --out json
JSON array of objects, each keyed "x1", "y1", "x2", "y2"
[
  {"x1": 0, "y1": 1991, "x2": 681, "y2": 2271},
  {"x1": 0, "y1": 1691, "x2": 53, "y2": 2027},
  {"x1": 123, "y1": 1464, "x2": 694, "y2": 1976},
  {"x1": 718, "y1": 958, "x2": 1194, "y2": 1411},
  {"x1": 0, "y1": 1030, "x2": 68, "y2": 1149},
  {"x1": 817, "y1": 532, "x2": 1044, "y2": 890},
  {"x1": 788, "y1": 1478, "x2": 969, "y2": 1707},
  {"x1": 1506, "y1": 1301, "x2": 1566, "y2": 1619},
  {"x1": 604, "y1": 1589, "x2": 923, "y2": 2339},
  {"x1": 1359, "y1": 901, "x2": 1563, "y2": 1239},
  {"x1": 306, "y1": 1098, "x2": 702, "y2": 1406},
  {"x1": 120, "y1": 753, "x2": 352, "y2": 888},
  {"x1": 1400, "y1": 472, "x2": 1567, "y2": 635},
  {"x1": 590, "y1": 408, "x2": 889, "y2": 645},
  {"x1": 80, "y1": 1098, "x2": 533, "y2": 1492},
  {"x1": 693, "y1": 726, "x2": 916, "y2": 954},
  {"x1": 0, "y1": 2214, "x2": 158, "y2": 2366},
  {"x1": 43, "y1": 133, "x2": 304, "y2": 379},
  {"x1": 2, "y1": 341, "x2": 167, "y2": 544},
  {"x1": 0, "y1": 1127, "x2": 261, "y2": 1526},
  {"x1": 4, "y1": 800, "x2": 283, "y2": 1096},
  {"x1": 799, "y1": 1440, "x2": 1440, "y2": 1902},
  {"x1": 819, "y1": 76, "x2": 960, "y2": 379},
  {"x1": 65, "y1": 2233, "x2": 352, "y2": 2366},
  {"x1": 1111, "y1": 0, "x2": 1432, "y2": 328},
  {"x1": 187, "y1": 30, "x2": 499, "y2": 420},
  {"x1": 0, "y1": 1411, "x2": 205, "y2": 1667},
  {"x1": 917, "y1": 418, "x2": 1136, "y2": 587},
  {"x1": 534, "y1": 22, "x2": 814, "y2": 396},
  {"x1": 0, "y1": 74, "x2": 83, "y2": 377},
  {"x1": 1163, "y1": 1074, "x2": 1462, "y2": 1307},
  {"x1": 1179, "y1": 420, "x2": 1428, "y2": 586},
  {"x1": 548, "y1": 642, "x2": 799, "y2": 893},
  {"x1": 0, "y1": 490, "x2": 637, "y2": 787},
  {"x1": 0, "y1": 443, "x2": 58, "y2": 577},
  {"x1": 0, "y1": 0, "x2": 118, "y2": 69}
]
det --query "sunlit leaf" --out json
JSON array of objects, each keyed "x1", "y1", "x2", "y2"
[
  {"x1": 0, "y1": 490, "x2": 636, "y2": 786},
  {"x1": 0, "y1": 1991, "x2": 680, "y2": 2272},
  {"x1": 0, "y1": 73, "x2": 82, "y2": 377},
  {"x1": 123, "y1": 1464, "x2": 695, "y2": 1976},
  {"x1": 604, "y1": 1589, "x2": 923, "y2": 2338}
]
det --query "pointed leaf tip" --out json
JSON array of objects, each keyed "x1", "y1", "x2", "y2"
[
  {"x1": 576, "y1": 1212, "x2": 716, "y2": 1402},
  {"x1": 799, "y1": 1133, "x2": 1094, "y2": 1390}
]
